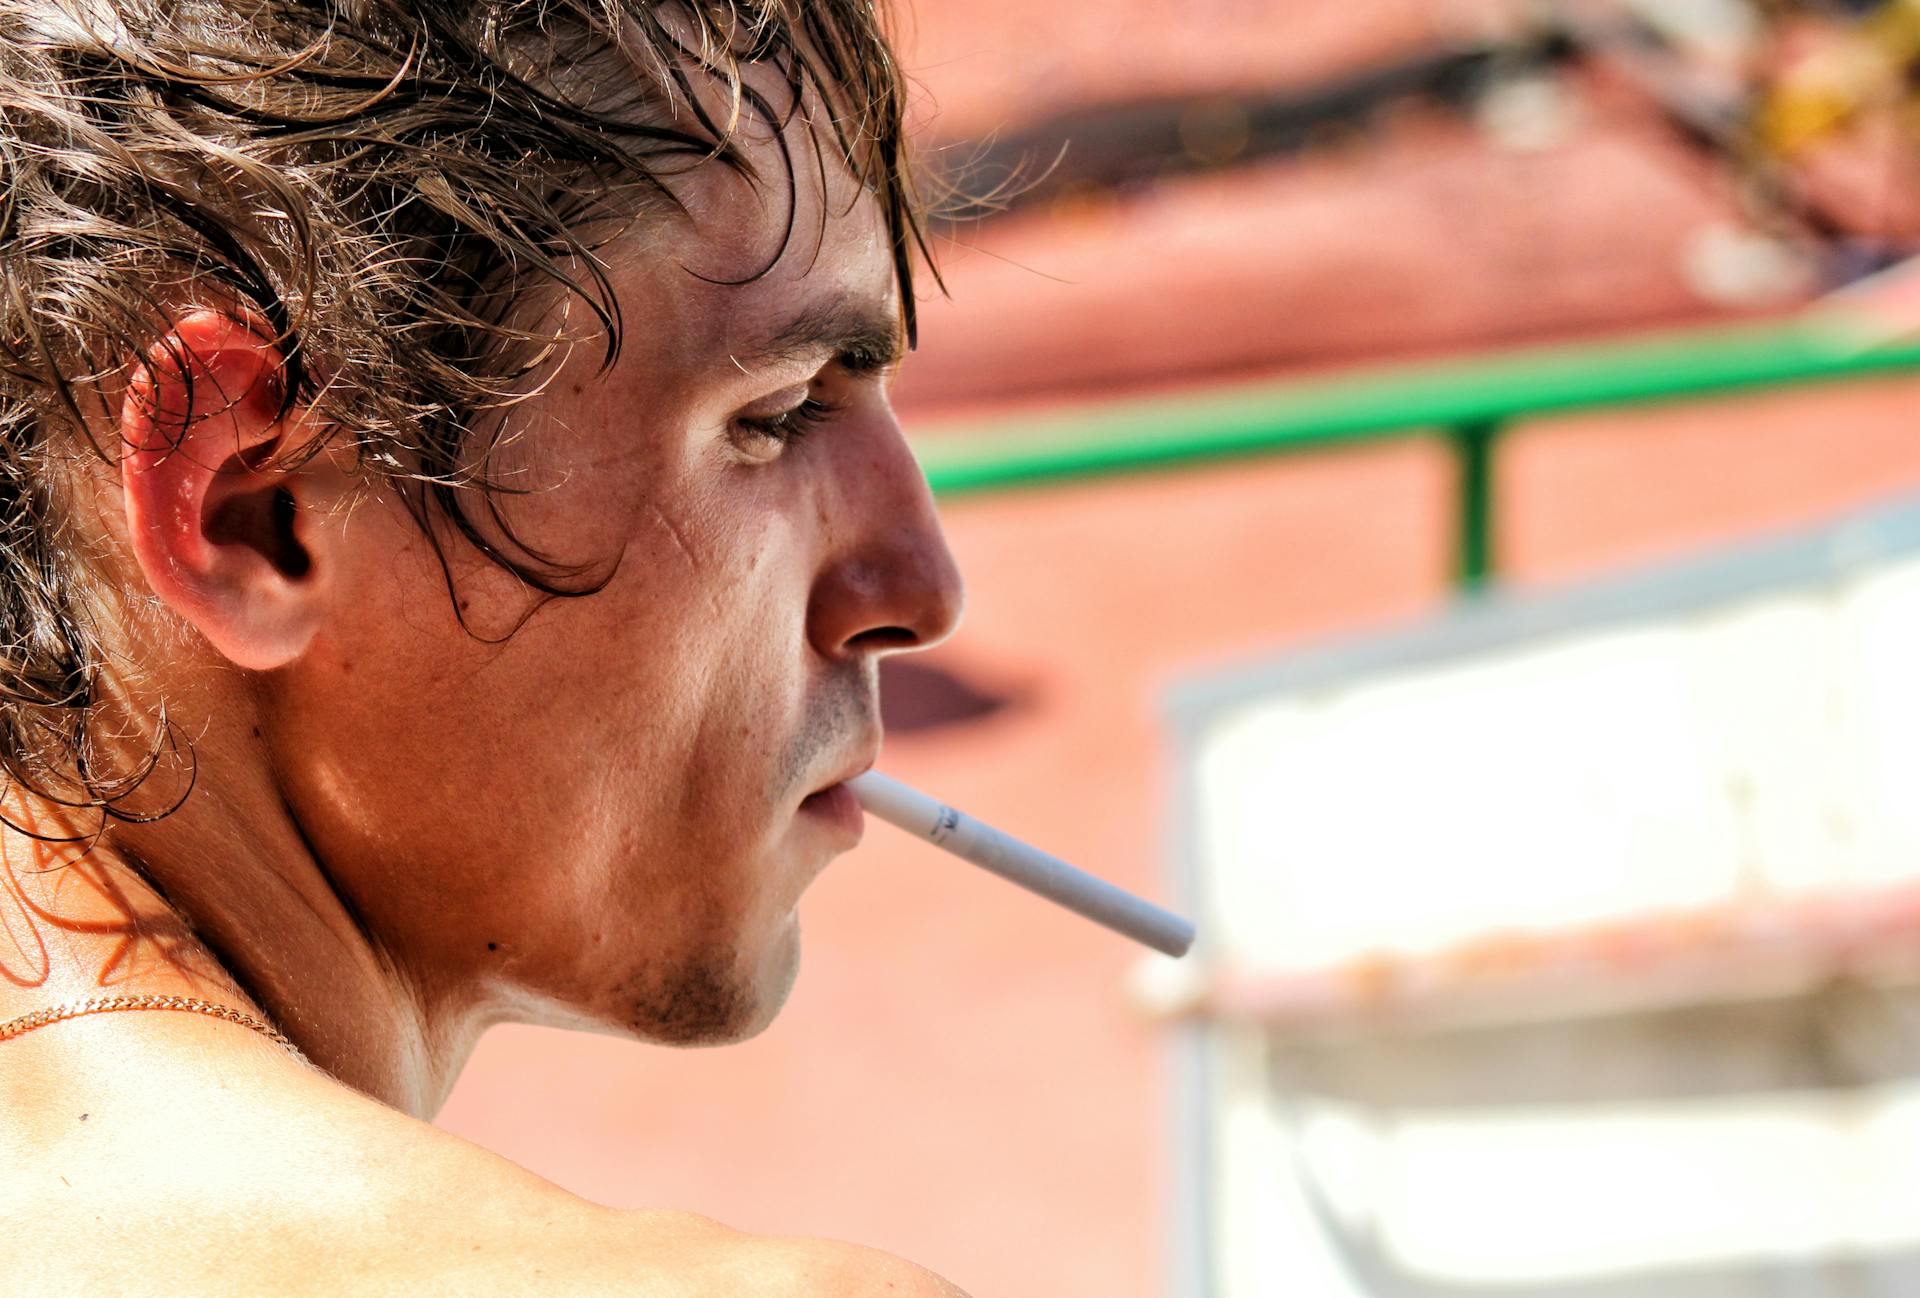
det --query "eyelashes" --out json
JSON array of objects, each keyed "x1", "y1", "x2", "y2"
[{"x1": 735, "y1": 395, "x2": 841, "y2": 447}]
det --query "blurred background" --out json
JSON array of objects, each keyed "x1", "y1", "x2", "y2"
[{"x1": 437, "y1": 2, "x2": 1920, "y2": 1294}]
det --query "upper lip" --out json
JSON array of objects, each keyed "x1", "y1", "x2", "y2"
[{"x1": 809, "y1": 743, "x2": 880, "y2": 800}]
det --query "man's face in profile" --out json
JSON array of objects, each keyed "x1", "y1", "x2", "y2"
[{"x1": 253, "y1": 97, "x2": 964, "y2": 1049}]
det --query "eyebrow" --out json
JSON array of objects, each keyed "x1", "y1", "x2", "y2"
[{"x1": 731, "y1": 299, "x2": 907, "y2": 377}]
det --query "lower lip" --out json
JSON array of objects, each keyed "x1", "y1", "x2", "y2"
[{"x1": 798, "y1": 781, "x2": 864, "y2": 845}]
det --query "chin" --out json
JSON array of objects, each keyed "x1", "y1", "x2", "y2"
[{"x1": 620, "y1": 923, "x2": 800, "y2": 1048}]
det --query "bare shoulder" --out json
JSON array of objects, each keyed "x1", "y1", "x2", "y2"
[
  {"x1": 332, "y1": 1099, "x2": 975, "y2": 1296},
  {"x1": 336, "y1": 1195, "x2": 975, "y2": 1298},
  {"x1": 322, "y1": 1089, "x2": 975, "y2": 1297},
  {"x1": 1, "y1": 1064, "x2": 969, "y2": 1298},
  {"x1": 276, "y1": 1104, "x2": 974, "y2": 1297},
  {"x1": 463, "y1": 1205, "x2": 974, "y2": 1298},
  {"x1": 627, "y1": 1222, "x2": 975, "y2": 1298}
]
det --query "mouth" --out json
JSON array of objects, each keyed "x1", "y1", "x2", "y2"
[
  {"x1": 797, "y1": 751, "x2": 875, "y2": 848},
  {"x1": 797, "y1": 780, "x2": 865, "y2": 846}
]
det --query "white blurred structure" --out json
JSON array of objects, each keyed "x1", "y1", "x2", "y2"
[{"x1": 1163, "y1": 499, "x2": 1920, "y2": 1298}]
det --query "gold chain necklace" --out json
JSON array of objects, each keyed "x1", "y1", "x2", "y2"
[{"x1": 0, "y1": 995, "x2": 305, "y2": 1061}]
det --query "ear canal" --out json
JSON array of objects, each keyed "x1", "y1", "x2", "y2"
[{"x1": 205, "y1": 484, "x2": 312, "y2": 580}]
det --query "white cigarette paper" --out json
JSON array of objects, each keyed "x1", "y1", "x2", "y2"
[{"x1": 848, "y1": 770, "x2": 1196, "y2": 958}]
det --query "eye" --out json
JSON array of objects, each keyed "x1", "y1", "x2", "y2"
[{"x1": 730, "y1": 393, "x2": 841, "y2": 462}]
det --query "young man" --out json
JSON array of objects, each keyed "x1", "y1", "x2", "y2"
[{"x1": 0, "y1": 0, "x2": 968, "y2": 1291}]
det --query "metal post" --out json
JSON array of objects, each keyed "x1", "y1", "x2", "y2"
[{"x1": 1452, "y1": 418, "x2": 1503, "y2": 592}]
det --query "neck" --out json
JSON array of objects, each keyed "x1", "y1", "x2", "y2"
[{"x1": 0, "y1": 790, "x2": 481, "y2": 1118}]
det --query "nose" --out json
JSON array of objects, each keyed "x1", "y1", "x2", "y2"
[{"x1": 807, "y1": 415, "x2": 964, "y2": 662}]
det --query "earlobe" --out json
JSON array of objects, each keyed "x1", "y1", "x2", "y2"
[{"x1": 119, "y1": 311, "x2": 330, "y2": 672}]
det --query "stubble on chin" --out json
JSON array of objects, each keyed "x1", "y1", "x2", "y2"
[
  {"x1": 620, "y1": 951, "x2": 759, "y2": 1045},
  {"x1": 621, "y1": 917, "x2": 800, "y2": 1046}
]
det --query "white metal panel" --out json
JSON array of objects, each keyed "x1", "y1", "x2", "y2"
[{"x1": 1173, "y1": 507, "x2": 1920, "y2": 1298}]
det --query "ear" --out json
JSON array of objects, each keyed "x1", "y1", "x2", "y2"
[{"x1": 119, "y1": 310, "x2": 339, "y2": 671}]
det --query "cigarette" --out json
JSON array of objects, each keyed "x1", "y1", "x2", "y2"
[{"x1": 847, "y1": 770, "x2": 1196, "y2": 958}]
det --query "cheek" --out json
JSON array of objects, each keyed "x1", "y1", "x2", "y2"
[{"x1": 275, "y1": 461, "x2": 820, "y2": 962}]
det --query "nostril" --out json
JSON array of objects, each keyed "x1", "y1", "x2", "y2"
[{"x1": 847, "y1": 626, "x2": 919, "y2": 653}]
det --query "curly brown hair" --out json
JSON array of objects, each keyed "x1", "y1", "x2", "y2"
[{"x1": 0, "y1": 0, "x2": 933, "y2": 825}]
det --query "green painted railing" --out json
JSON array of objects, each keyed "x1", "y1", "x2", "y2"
[{"x1": 914, "y1": 318, "x2": 1920, "y2": 590}]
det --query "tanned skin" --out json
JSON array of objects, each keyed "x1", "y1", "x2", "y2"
[{"x1": 0, "y1": 65, "x2": 971, "y2": 1298}]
